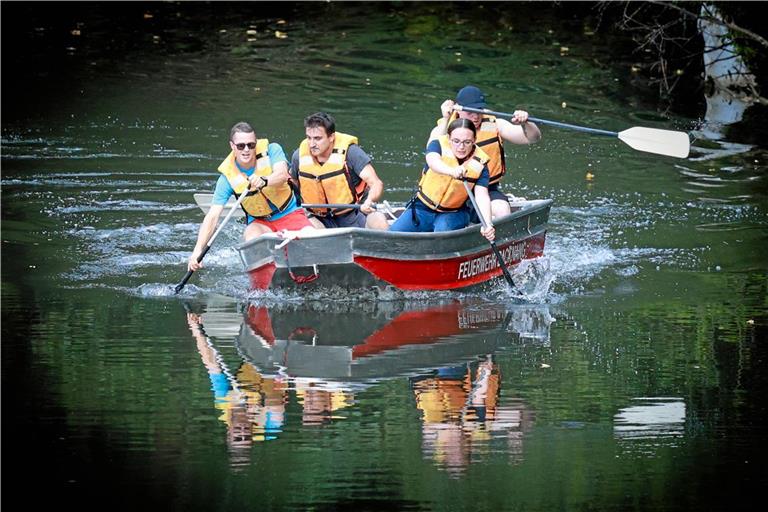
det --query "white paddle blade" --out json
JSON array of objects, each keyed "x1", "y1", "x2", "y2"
[
  {"x1": 193, "y1": 193, "x2": 243, "y2": 217},
  {"x1": 618, "y1": 127, "x2": 690, "y2": 158}
]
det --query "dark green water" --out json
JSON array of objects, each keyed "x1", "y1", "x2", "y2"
[{"x1": 2, "y1": 3, "x2": 766, "y2": 511}]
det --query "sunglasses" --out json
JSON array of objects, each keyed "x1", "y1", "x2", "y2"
[{"x1": 234, "y1": 142, "x2": 257, "y2": 150}]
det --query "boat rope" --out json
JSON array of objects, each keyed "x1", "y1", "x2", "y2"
[
  {"x1": 288, "y1": 327, "x2": 318, "y2": 346},
  {"x1": 276, "y1": 231, "x2": 320, "y2": 284}
]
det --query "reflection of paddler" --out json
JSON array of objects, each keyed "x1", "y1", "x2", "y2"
[
  {"x1": 412, "y1": 364, "x2": 472, "y2": 475},
  {"x1": 412, "y1": 358, "x2": 500, "y2": 424},
  {"x1": 244, "y1": 307, "x2": 357, "y2": 426},
  {"x1": 188, "y1": 312, "x2": 286, "y2": 446},
  {"x1": 413, "y1": 366, "x2": 470, "y2": 423},
  {"x1": 411, "y1": 357, "x2": 503, "y2": 475},
  {"x1": 464, "y1": 357, "x2": 500, "y2": 423},
  {"x1": 235, "y1": 363, "x2": 287, "y2": 441},
  {"x1": 294, "y1": 378, "x2": 354, "y2": 425}
]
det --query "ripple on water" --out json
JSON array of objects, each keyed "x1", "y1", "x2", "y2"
[{"x1": 57, "y1": 200, "x2": 193, "y2": 214}]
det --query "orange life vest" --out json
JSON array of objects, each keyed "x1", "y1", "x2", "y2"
[
  {"x1": 440, "y1": 113, "x2": 506, "y2": 185},
  {"x1": 297, "y1": 132, "x2": 365, "y2": 217},
  {"x1": 416, "y1": 135, "x2": 490, "y2": 212},
  {"x1": 217, "y1": 139, "x2": 293, "y2": 218}
]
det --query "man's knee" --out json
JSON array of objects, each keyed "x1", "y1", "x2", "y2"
[
  {"x1": 244, "y1": 222, "x2": 271, "y2": 240},
  {"x1": 365, "y1": 212, "x2": 389, "y2": 230},
  {"x1": 308, "y1": 216, "x2": 326, "y2": 229},
  {"x1": 491, "y1": 199, "x2": 511, "y2": 219}
]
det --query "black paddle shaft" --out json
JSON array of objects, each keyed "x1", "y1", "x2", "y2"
[
  {"x1": 462, "y1": 181, "x2": 516, "y2": 289},
  {"x1": 458, "y1": 106, "x2": 618, "y2": 137},
  {"x1": 489, "y1": 240, "x2": 516, "y2": 286}
]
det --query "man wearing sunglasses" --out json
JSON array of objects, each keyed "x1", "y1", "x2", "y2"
[
  {"x1": 289, "y1": 112, "x2": 389, "y2": 230},
  {"x1": 429, "y1": 85, "x2": 541, "y2": 220},
  {"x1": 187, "y1": 122, "x2": 313, "y2": 273}
]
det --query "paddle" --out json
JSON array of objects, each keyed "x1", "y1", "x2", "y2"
[
  {"x1": 194, "y1": 194, "x2": 380, "y2": 216},
  {"x1": 301, "y1": 203, "x2": 377, "y2": 210},
  {"x1": 174, "y1": 189, "x2": 251, "y2": 294},
  {"x1": 455, "y1": 106, "x2": 690, "y2": 159},
  {"x1": 462, "y1": 181, "x2": 517, "y2": 290}
]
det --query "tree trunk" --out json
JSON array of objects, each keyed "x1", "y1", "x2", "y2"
[{"x1": 698, "y1": 3, "x2": 759, "y2": 138}]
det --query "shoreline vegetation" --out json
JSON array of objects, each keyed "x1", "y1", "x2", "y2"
[{"x1": 2, "y1": 2, "x2": 765, "y2": 140}]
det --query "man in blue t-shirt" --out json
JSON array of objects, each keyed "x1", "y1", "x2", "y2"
[{"x1": 187, "y1": 122, "x2": 314, "y2": 273}]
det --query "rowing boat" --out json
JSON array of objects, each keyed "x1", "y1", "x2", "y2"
[{"x1": 193, "y1": 193, "x2": 552, "y2": 291}]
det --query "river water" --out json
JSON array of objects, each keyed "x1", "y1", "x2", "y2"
[{"x1": 2, "y1": 3, "x2": 766, "y2": 511}]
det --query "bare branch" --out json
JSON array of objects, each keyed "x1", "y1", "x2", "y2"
[{"x1": 647, "y1": 0, "x2": 768, "y2": 48}]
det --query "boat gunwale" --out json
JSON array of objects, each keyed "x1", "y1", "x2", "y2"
[{"x1": 236, "y1": 198, "x2": 552, "y2": 250}]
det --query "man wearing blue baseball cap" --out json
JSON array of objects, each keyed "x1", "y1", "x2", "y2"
[{"x1": 429, "y1": 85, "x2": 541, "y2": 219}]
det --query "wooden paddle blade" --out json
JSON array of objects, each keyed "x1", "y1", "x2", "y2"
[{"x1": 618, "y1": 127, "x2": 690, "y2": 158}]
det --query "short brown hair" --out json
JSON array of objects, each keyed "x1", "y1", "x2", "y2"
[
  {"x1": 304, "y1": 112, "x2": 335, "y2": 135},
  {"x1": 230, "y1": 122, "x2": 255, "y2": 141}
]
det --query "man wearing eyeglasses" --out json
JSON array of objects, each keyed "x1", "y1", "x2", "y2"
[
  {"x1": 429, "y1": 85, "x2": 541, "y2": 220},
  {"x1": 187, "y1": 122, "x2": 313, "y2": 273},
  {"x1": 289, "y1": 112, "x2": 389, "y2": 230}
]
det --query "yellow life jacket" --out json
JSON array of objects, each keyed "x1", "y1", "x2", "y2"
[
  {"x1": 217, "y1": 139, "x2": 293, "y2": 218},
  {"x1": 416, "y1": 135, "x2": 490, "y2": 212},
  {"x1": 439, "y1": 113, "x2": 506, "y2": 185},
  {"x1": 297, "y1": 132, "x2": 363, "y2": 217}
]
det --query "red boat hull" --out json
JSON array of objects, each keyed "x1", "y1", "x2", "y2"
[{"x1": 247, "y1": 231, "x2": 546, "y2": 291}]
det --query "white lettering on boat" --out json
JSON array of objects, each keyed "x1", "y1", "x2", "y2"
[
  {"x1": 457, "y1": 242, "x2": 526, "y2": 280},
  {"x1": 457, "y1": 308, "x2": 506, "y2": 329}
]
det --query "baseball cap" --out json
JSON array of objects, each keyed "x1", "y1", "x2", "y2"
[{"x1": 455, "y1": 85, "x2": 487, "y2": 108}]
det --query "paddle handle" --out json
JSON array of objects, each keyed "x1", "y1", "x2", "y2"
[
  {"x1": 462, "y1": 181, "x2": 516, "y2": 289},
  {"x1": 456, "y1": 106, "x2": 619, "y2": 137},
  {"x1": 174, "y1": 245, "x2": 211, "y2": 293}
]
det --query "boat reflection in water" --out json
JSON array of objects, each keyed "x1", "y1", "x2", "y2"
[{"x1": 187, "y1": 299, "x2": 552, "y2": 471}]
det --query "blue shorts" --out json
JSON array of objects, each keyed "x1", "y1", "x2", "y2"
[{"x1": 389, "y1": 200, "x2": 469, "y2": 233}]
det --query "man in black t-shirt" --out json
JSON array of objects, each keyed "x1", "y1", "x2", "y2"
[{"x1": 290, "y1": 112, "x2": 389, "y2": 230}]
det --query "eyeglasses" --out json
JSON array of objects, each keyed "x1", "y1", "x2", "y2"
[
  {"x1": 450, "y1": 139, "x2": 474, "y2": 148},
  {"x1": 234, "y1": 142, "x2": 257, "y2": 150}
]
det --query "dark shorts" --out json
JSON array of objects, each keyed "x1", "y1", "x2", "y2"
[
  {"x1": 489, "y1": 188, "x2": 509, "y2": 202},
  {"x1": 315, "y1": 210, "x2": 367, "y2": 228},
  {"x1": 468, "y1": 188, "x2": 509, "y2": 224}
]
